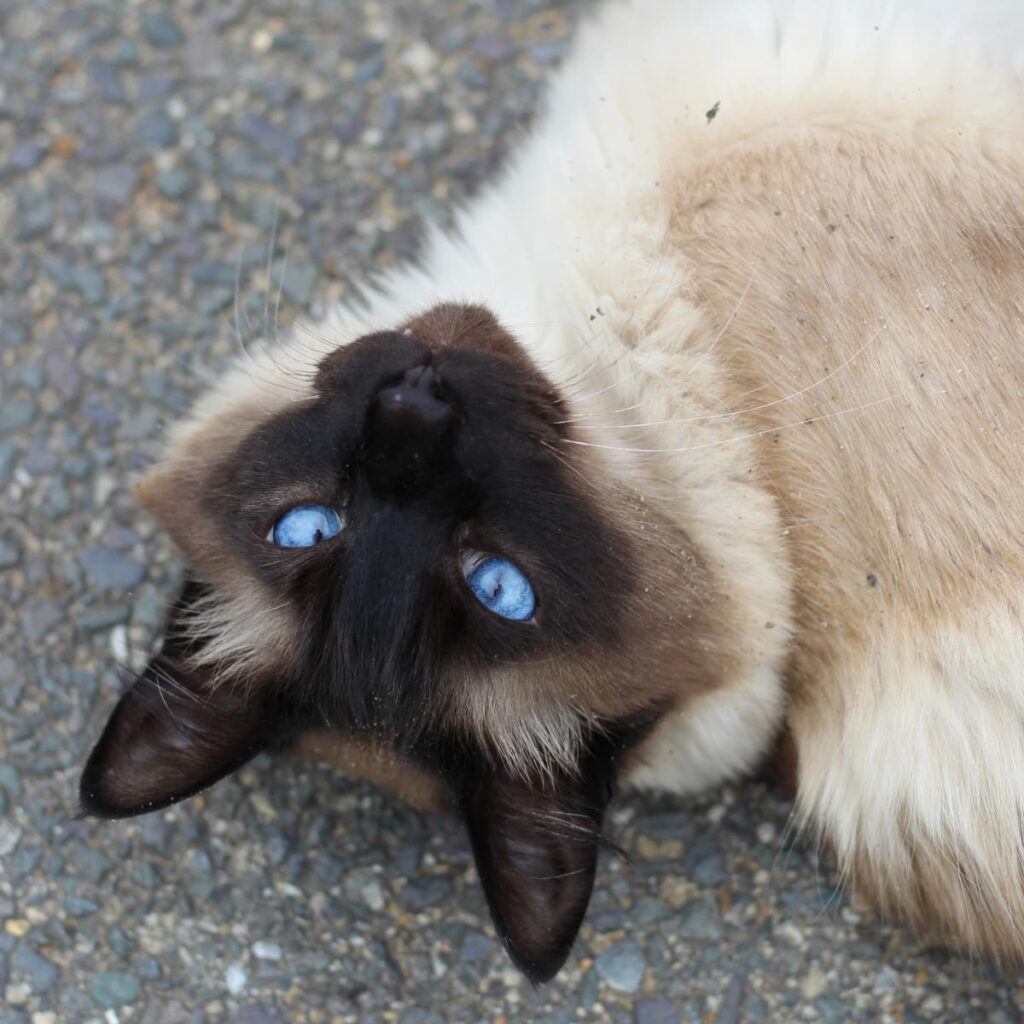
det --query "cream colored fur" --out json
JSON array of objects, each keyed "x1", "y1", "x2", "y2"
[{"x1": 151, "y1": 0, "x2": 1024, "y2": 956}]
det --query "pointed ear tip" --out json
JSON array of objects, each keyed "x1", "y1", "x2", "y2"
[
  {"x1": 77, "y1": 767, "x2": 115, "y2": 819},
  {"x1": 514, "y1": 950, "x2": 570, "y2": 986}
]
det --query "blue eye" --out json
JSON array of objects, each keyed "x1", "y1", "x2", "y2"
[
  {"x1": 268, "y1": 505, "x2": 344, "y2": 547},
  {"x1": 463, "y1": 553, "x2": 536, "y2": 621}
]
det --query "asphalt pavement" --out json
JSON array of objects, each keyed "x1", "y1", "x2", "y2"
[{"x1": 0, "y1": 1, "x2": 1021, "y2": 1021}]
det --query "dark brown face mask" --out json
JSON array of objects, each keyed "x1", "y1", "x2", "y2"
[{"x1": 79, "y1": 306, "x2": 660, "y2": 983}]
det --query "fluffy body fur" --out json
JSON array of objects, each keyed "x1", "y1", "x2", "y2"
[{"x1": 85, "y1": 0, "x2": 1024, "y2": 975}]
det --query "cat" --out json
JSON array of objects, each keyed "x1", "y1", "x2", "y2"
[{"x1": 80, "y1": 0, "x2": 1024, "y2": 984}]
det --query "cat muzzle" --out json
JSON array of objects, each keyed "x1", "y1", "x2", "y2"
[{"x1": 363, "y1": 363, "x2": 458, "y2": 498}]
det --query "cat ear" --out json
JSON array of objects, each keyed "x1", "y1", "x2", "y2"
[
  {"x1": 459, "y1": 756, "x2": 615, "y2": 984},
  {"x1": 79, "y1": 581, "x2": 275, "y2": 818}
]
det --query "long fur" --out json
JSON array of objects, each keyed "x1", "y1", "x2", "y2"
[{"x1": 135, "y1": 0, "x2": 1024, "y2": 957}]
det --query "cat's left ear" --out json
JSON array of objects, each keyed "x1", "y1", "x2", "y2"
[
  {"x1": 459, "y1": 747, "x2": 618, "y2": 984},
  {"x1": 79, "y1": 581, "x2": 276, "y2": 819}
]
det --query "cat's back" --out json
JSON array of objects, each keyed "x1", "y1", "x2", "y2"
[
  {"x1": 634, "y1": 0, "x2": 1024, "y2": 955},
  {"x1": 672, "y1": 122, "x2": 1024, "y2": 643},
  {"x1": 544, "y1": 0, "x2": 1024, "y2": 674}
]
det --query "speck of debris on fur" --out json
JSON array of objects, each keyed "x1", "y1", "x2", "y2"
[
  {"x1": 867, "y1": 572, "x2": 879, "y2": 587},
  {"x1": 706, "y1": 100, "x2": 720, "y2": 124}
]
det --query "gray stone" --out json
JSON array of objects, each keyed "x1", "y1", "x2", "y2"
[
  {"x1": 691, "y1": 852, "x2": 727, "y2": 886},
  {"x1": 399, "y1": 1011, "x2": 444, "y2": 1024},
  {"x1": 114, "y1": 38, "x2": 140, "y2": 65},
  {"x1": 104, "y1": 527, "x2": 142, "y2": 550},
  {"x1": 195, "y1": 286, "x2": 233, "y2": 315},
  {"x1": 192, "y1": 260, "x2": 238, "y2": 287},
  {"x1": 635, "y1": 1000, "x2": 681, "y2": 1024},
  {"x1": 0, "y1": 443, "x2": 15, "y2": 488},
  {"x1": 473, "y1": 33, "x2": 516, "y2": 61},
  {"x1": 80, "y1": 604, "x2": 131, "y2": 631},
  {"x1": 137, "y1": 956, "x2": 162, "y2": 980},
  {"x1": 20, "y1": 600, "x2": 63, "y2": 641},
  {"x1": 716, "y1": 975, "x2": 746, "y2": 1024},
  {"x1": 141, "y1": 12, "x2": 185, "y2": 48},
  {"x1": 23, "y1": 437, "x2": 56, "y2": 474},
  {"x1": 70, "y1": 841, "x2": 111, "y2": 883},
  {"x1": 90, "y1": 970, "x2": 142, "y2": 1008},
  {"x1": 18, "y1": 363, "x2": 44, "y2": 390},
  {"x1": 186, "y1": 34, "x2": 227, "y2": 81},
  {"x1": 399, "y1": 877, "x2": 454, "y2": 912},
  {"x1": 236, "y1": 113, "x2": 300, "y2": 161},
  {"x1": 248, "y1": 195, "x2": 283, "y2": 231},
  {"x1": 132, "y1": 584, "x2": 168, "y2": 629},
  {"x1": 154, "y1": 168, "x2": 194, "y2": 199},
  {"x1": 61, "y1": 897, "x2": 100, "y2": 917},
  {"x1": 8, "y1": 140, "x2": 45, "y2": 172},
  {"x1": 678, "y1": 895, "x2": 723, "y2": 941},
  {"x1": 81, "y1": 548, "x2": 146, "y2": 590},
  {"x1": 1, "y1": 398, "x2": 36, "y2": 431},
  {"x1": 459, "y1": 930, "x2": 493, "y2": 962},
  {"x1": 132, "y1": 861, "x2": 160, "y2": 889},
  {"x1": 47, "y1": 354, "x2": 81, "y2": 399},
  {"x1": 12, "y1": 945, "x2": 58, "y2": 993},
  {"x1": 529, "y1": 39, "x2": 568, "y2": 64},
  {"x1": 44, "y1": 480, "x2": 73, "y2": 516},
  {"x1": 274, "y1": 260, "x2": 318, "y2": 307},
  {"x1": 230, "y1": 1007, "x2": 288, "y2": 1024},
  {"x1": 95, "y1": 164, "x2": 139, "y2": 211},
  {"x1": 138, "y1": 74, "x2": 176, "y2": 100},
  {"x1": 72, "y1": 265, "x2": 107, "y2": 304},
  {"x1": 140, "y1": 998, "x2": 205, "y2": 1024},
  {"x1": 0, "y1": 538, "x2": 20, "y2": 569},
  {"x1": 106, "y1": 926, "x2": 132, "y2": 958},
  {"x1": 88, "y1": 58, "x2": 127, "y2": 103},
  {"x1": 136, "y1": 107, "x2": 178, "y2": 147},
  {"x1": 595, "y1": 940, "x2": 647, "y2": 994},
  {"x1": 14, "y1": 189, "x2": 52, "y2": 239},
  {"x1": 817, "y1": 997, "x2": 855, "y2": 1024},
  {"x1": 0, "y1": 764, "x2": 21, "y2": 800}
]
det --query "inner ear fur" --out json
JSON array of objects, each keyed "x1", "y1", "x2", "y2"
[{"x1": 79, "y1": 579, "x2": 278, "y2": 819}]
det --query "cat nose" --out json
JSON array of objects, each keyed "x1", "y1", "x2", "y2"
[
  {"x1": 364, "y1": 362, "x2": 457, "y2": 498},
  {"x1": 375, "y1": 364, "x2": 452, "y2": 429}
]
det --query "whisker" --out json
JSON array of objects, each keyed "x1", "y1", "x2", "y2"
[{"x1": 559, "y1": 394, "x2": 900, "y2": 455}]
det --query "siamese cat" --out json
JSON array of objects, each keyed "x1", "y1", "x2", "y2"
[{"x1": 80, "y1": 0, "x2": 1024, "y2": 984}]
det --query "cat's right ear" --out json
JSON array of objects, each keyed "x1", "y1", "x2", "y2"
[{"x1": 79, "y1": 581, "x2": 275, "y2": 818}]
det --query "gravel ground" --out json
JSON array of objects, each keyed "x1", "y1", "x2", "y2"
[{"x1": 0, "y1": 2, "x2": 1022, "y2": 1022}]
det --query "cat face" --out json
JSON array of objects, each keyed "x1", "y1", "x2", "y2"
[{"x1": 80, "y1": 303, "x2": 720, "y2": 981}]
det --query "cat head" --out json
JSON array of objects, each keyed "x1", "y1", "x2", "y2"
[{"x1": 80, "y1": 302, "x2": 723, "y2": 982}]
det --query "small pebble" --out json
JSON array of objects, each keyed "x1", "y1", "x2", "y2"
[
  {"x1": 90, "y1": 971, "x2": 141, "y2": 1008},
  {"x1": 635, "y1": 1000, "x2": 681, "y2": 1024},
  {"x1": 251, "y1": 941, "x2": 282, "y2": 961},
  {"x1": 80, "y1": 548, "x2": 146, "y2": 590},
  {"x1": 12, "y1": 946, "x2": 58, "y2": 993},
  {"x1": 141, "y1": 12, "x2": 185, "y2": 48},
  {"x1": 154, "y1": 168, "x2": 194, "y2": 200},
  {"x1": 594, "y1": 940, "x2": 647, "y2": 994},
  {"x1": 225, "y1": 963, "x2": 247, "y2": 995},
  {"x1": 135, "y1": 108, "x2": 179, "y2": 147}
]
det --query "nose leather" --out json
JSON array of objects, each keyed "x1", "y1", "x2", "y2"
[
  {"x1": 376, "y1": 364, "x2": 451, "y2": 428},
  {"x1": 364, "y1": 362, "x2": 457, "y2": 499}
]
